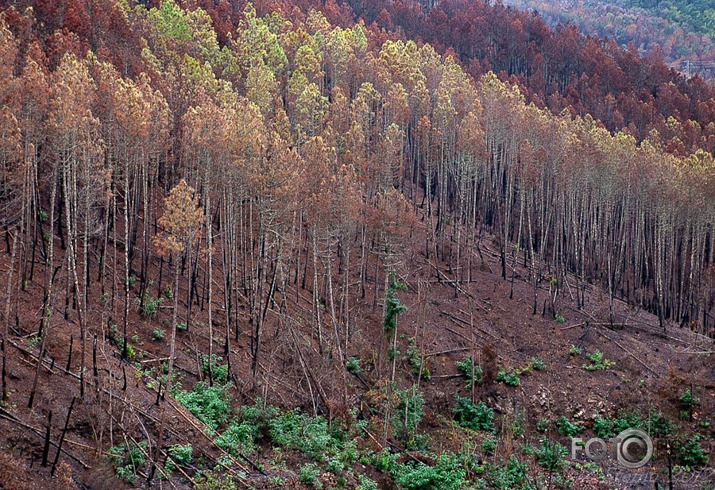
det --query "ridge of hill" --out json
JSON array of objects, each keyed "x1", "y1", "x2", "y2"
[{"x1": 500, "y1": 0, "x2": 715, "y2": 78}]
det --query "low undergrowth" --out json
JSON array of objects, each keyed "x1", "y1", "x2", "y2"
[{"x1": 153, "y1": 371, "x2": 711, "y2": 488}]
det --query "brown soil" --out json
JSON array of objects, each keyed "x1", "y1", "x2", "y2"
[{"x1": 0, "y1": 207, "x2": 713, "y2": 489}]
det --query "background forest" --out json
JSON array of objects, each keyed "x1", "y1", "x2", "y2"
[
  {"x1": 0, "y1": 0, "x2": 713, "y2": 488},
  {"x1": 500, "y1": 0, "x2": 715, "y2": 78}
]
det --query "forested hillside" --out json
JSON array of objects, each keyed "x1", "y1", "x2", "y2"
[
  {"x1": 500, "y1": 0, "x2": 715, "y2": 78},
  {"x1": 339, "y1": 0, "x2": 715, "y2": 156},
  {"x1": 0, "y1": 0, "x2": 713, "y2": 488}
]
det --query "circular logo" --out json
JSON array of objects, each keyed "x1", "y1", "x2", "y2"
[{"x1": 616, "y1": 429, "x2": 653, "y2": 469}]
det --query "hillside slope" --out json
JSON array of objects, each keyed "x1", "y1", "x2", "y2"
[
  {"x1": 0, "y1": 1, "x2": 713, "y2": 488},
  {"x1": 1, "y1": 199, "x2": 713, "y2": 489}
]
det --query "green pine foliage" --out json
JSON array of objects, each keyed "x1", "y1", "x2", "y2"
[{"x1": 383, "y1": 272, "x2": 407, "y2": 335}]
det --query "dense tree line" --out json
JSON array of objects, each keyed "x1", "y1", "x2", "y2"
[
  {"x1": 335, "y1": 0, "x2": 715, "y2": 156},
  {"x1": 4, "y1": 0, "x2": 713, "y2": 156},
  {"x1": 0, "y1": 0, "x2": 714, "y2": 405}
]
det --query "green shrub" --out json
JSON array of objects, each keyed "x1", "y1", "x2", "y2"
[
  {"x1": 195, "y1": 471, "x2": 237, "y2": 490},
  {"x1": 383, "y1": 272, "x2": 407, "y2": 335},
  {"x1": 200, "y1": 354, "x2": 229, "y2": 385},
  {"x1": 370, "y1": 447, "x2": 399, "y2": 472},
  {"x1": 679, "y1": 389, "x2": 699, "y2": 410},
  {"x1": 394, "y1": 386, "x2": 424, "y2": 441},
  {"x1": 216, "y1": 400, "x2": 359, "y2": 468},
  {"x1": 345, "y1": 357, "x2": 361, "y2": 375},
  {"x1": 391, "y1": 452, "x2": 466, "y2": 490},
  {"x1": 153, "y1": 328, "x2": 165, "y2": 341},
  {"x1": 404, "y1": 337, "x2": 430, "y2": 380},
  {"x1": 174, "y1": 382, "x2": 231, "y2": 431},
  {"x1": 569, "y1": 345, "x2": 582, "y2": 356},
  {"x1": 536, "y1": 440, "x2": 568, "y2": 473},
  {"x1": 481, "y1": 438, "x2": 497, "y2": 454},
  {"x1": 176, "y1": 322, "x2": 188, "y2": 331},
  {"x1": 165, "y1": 443, "x2": 192, "y2": 471},
  {"x1": 268, "y1": 410, "x2": 355, "y2": 464},
  {"x1": 677, "y1": 434, "x2": 708, "y2": 466},
  {"x1": 109, "y1": 325, "x2": 120, "y2": 343},
  {"x1": 511, "y1": 411, "x2": 526, "y2": 437},
  {"x1": 299, "y1": 463, "x2": 321, "y2": 487},
  {"x1": 453, "y1": 396, "x2": 494, "y2": 431},
  {"x1": 536, "y1": 418, "x2": 550, "y2": 433},
  {"x1": 387, "y1": 345, "x2": 400, "y2": 361},
  {"x1": 583, "y1": 350, "x2": 615, "y2": 371},
  {"x1": 216, "y1": 398, "x2": 279, "y2": 455},
  {"x1": 612, "y1": 410, "x2": 643, "y2": 434},
  {"x1": 592, "y1": 417, "x2": 614, "y2": 438},
  {"x1": 456, "y1": 357, "x2": 483, "y2": 389},
  {"x1": 529, "y1": 357, "x2": 545, "y2": 371},
  {"x1": 326, "y1": 458, "x2": 344, "y2": 474},
  {"x1": 216, "y1": 419, "x2": 259, "y2": 455},
  {"x1": 356, "y1": 474, "x2": 379, "y2": 490},
  {"x1": 484, "y1": 455, "x2": 530, "y2": 489},
  {"x1": 28, "y1": 336, "x2": 41, "y2": 350},
  {"x1": 555, "y1": 416, "x2": 583, "y2": 437},
  {"x1": 554, "y1": 315, "x2": 565, "y2": 323},
  {"x1": 140, "y1": 294, "x2": 163, "y2": 316},
  {"x1": 407, "y1": 433, "x2": 432, "y2": 452},
  {"x1": 125, "y1": 343, "x2": 135, "y2": 359},
  {"x1": 592, "y1": 411, "x2": 644, "y2": 439},
  {"x1": 108, "y1": 441, "x2": 147, "y2": 484},
  {"x1": 496, "y1": 369, "x2": 520, "y2": 386}
]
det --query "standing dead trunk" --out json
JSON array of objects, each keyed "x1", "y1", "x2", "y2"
[{"x1": 3, "y1": 231, "x2": 18, "y2": 401}]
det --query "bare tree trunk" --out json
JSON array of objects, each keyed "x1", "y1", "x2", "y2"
[
  {"x1": 122, "y1": 167, "x2": 130, "y2": 359},
  {"x1": 62, "y1": 154, "x2": 87, "y2": 399},
  {"x1": 206, "y1": 189, "x2": 213, "y2": 386},
  {"x1": 3, "y1": 231, "x2": 18, "y2": 401}
]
